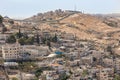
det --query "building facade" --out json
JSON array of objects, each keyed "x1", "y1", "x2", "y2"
[{"x1": 2, "y1": 43, "x2": 24, "y2": 60}]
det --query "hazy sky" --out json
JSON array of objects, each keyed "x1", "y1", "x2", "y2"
[{"x1": 0, "y1": 0, "x2": 119, "y2": 19}]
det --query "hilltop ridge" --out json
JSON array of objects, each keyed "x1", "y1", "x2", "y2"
[{"x1": 24, "y1": 10, "x2": 120, "y2": 41}]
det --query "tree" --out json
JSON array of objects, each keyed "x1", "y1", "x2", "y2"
[
  {"x1": 82, "y1": 70, "x2": 88, "y2": 77},
  {"x1": 6, "y1": 35, "x2": 16, "y2": 43},
  {"x1": 1, "y1": 27, "x2": 7, "y2": 34},
  {"x1": 12, "y1": 77, "x2": 18, "y2": 80},
  {"x1": 18, "y1": 37, "x2": 34, "y2": 45},
  {"x1": 41, "y1": 37, "x2": 46, "y2": 44},
  {"x1": 8, "y1": 20, "x2": 14, "y2": 24},
  {"x1": 25, "y1": 37, "x2": 34, "y2": 45},
  {"x1": 52, "y1": 33, "x2": 58, "y2": 42},
  {"x1": 35, "y1": 67, "x2": 53, "y2": 78},
  {"x1": 0, "y1": 15, "x2": 3, "y2": 23},
  {"x1": 23, "y1": 33, "x2": 28, "y2": 39},
  {"x1": 35, "y1": 68, "x2": 43, "y2": 78},
  {"x1": 15, "y1": 29, "x2": 23, "y2": 39},
  {"x1": 33, "y1": 77, "x2": 39, "y2": 80},
  {"x1": 18, "y1": 38, "x2": 25, "y2": 45},
  {"x1": 93, "y1": 57, "x2": 97, "y2": 62},
  {"x1": 18, "y1": 28, "x2": 22, "y2": 38},
  {"x1": 106, "y1": 45, "x2": 113, "y2": 54},
  {"x1": 46, "y1": 40, "x2": 51, "y2": 48},
  {"x1": 36, "y1": 34, "x2": 40, "y2": 44},
  {"x1": 19, "y1": 62, "x2": 38, "y2": 72},
  {"x1": 59, "y1": 72, "x2": 70, "y2": 80},
  {"x1": 114, "y1": 74, "x2": 120, "y2": 80}
]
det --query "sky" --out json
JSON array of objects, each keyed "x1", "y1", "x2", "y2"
[{"x1": 0, "y1": 0, "x2": 120, "y2": 19}]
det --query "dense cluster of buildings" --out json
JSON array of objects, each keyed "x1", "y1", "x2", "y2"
[{"x1": 0, "y1": 17, "x2": 120, "y2": 80}]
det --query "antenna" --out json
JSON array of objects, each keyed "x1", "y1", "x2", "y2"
[{"x1": 74, "y1": 5, "x2": 76, "y2": 11}]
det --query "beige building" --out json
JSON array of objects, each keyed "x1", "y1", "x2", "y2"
[
  {"x1": 2, "y1": 43, "x2": 24, "y2": 60},
  {"x1": 2, "y1": 43, "x2": 50, "y2": 60},
  {"x1": 99, "y1": 68, "x2": 114, "y2": 80},
  {"x1": 103, "y1": 58, "x2": 114, "y2": 67}
]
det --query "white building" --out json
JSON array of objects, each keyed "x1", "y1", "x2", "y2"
[
  {"x1": 0, "y1": 34, "x2": 9, "y2": 44},
  {"x1": 103, "y1": 58, "x2": 114, "y2": 67},
  {"x1": 115, "y1": 58, "x2": 120, "y2": 72}
]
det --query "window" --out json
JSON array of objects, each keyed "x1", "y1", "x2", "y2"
[{"x1": 5, "y1": 51, "x2": 8, "y2": 53}]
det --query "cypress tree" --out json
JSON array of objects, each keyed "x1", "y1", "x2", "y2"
[
  {"x1": 36, "y1": 33, "x2": 40, "y2": 44},
  {"x1": 18, "y1": 28, "x2": 22, "y2": 38},
  {"x1": 52, "y1": 33, "x2": 58, "y2": 42},
  {"x1": 0, "y1": 15, "x2": 3, "y2": 24}
]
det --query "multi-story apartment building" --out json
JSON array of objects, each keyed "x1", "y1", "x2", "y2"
[
  {"x1": 2, "y1": 42, "x2": 50, "y2": 61},
  {"x1": 2, "y1": 43, "x2": 24, "y2": 60},
  {"x1": 99, "y1": 68, "x2": 114, "y2": 80}
]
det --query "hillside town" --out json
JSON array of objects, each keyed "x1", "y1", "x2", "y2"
[{"x1": 0, "y1": 10, "x2": 120, "y2": 80}]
